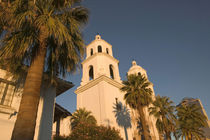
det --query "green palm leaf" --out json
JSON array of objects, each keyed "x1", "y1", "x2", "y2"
[{"x1": 0, "y1": 0, "x2": 88, "y2": 139}]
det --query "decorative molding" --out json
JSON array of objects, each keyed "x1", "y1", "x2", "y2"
[
  {"x1": 75, "y1": 75, "x2": 123, "y2": 94},
  {"x1": 82, "y1": 53, "x2": 119, "y2": 65},
  {"x1": 86, "y1": 39, "x2": 113, "y2": 49},
  {"x1": 0, "y1": 78, "x2": 15, "y2": 86},
  {"x1": 0, "y1": 105, "x2": 16, "y2": 114},
  {"x1": 128, "y1": 66, "x2": 147, "y2": 73}
]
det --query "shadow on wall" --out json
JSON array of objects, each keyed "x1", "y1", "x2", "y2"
[
  {"x1": 113, "y1": 98, "x2": 131, "y2": 140},
  {"x1": 137, "y1": 117, "x2": 147, "y2": 140}
]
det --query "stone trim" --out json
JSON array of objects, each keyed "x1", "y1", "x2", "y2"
[
  {"x1": 0, "y1": 105, "x2": 16, "y2": 114},
  {"x1": 82, "y1": 53, "x2": 119, "y2": 65},
  {"x1": 86, "y1": 39, "x2": 113, "y2": 49},
  {"x1": 75, "y1": 75, "x2": 123, "y2": 94}
]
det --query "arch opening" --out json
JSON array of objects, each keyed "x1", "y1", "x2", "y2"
[
  {"x1": 98, "y1": 45, "x2": 102, "y2": 53},
  {"x1": 109, "y1": 65, "x2": 114, "y2": 79},
  {"x1": 89, "y1": 66, "x2": 94, "y2": 80},
  {"x1": 90, "y1": 48, "x2": 93, "y2": 56},
  {"x1": 106, "y1": 48, "x2": 109, "y2": 54}
]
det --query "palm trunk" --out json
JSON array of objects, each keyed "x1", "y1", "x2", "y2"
[
  {"x1": 138, "y1": 106, "x2": 151, "y2": 140},
  {"x1": 186, "y1": 135, "x2": 189, "y2": 140},
  {"x1": 165, "y1": 132, "x2": 171, "y2": 140},
  {"x1": 188, "y1": 134, "x2": 192, "y2": 140},
  {"x1": 11, "y1": 27, "x2": 47, "y2": 140}
]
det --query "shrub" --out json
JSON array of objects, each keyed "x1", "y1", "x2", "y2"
[
  {"x1": 53, "y1": 135, "x2": 68, "y2": 140},
  {"x1": 68, "y1": 122, "x2": 123, "y2": 140}
]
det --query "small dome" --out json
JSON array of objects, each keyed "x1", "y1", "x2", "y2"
[{"x1": 127, "y1": 60, "x2": 146, "y2": 76}]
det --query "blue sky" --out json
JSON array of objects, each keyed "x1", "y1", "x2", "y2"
[{"x1": 56, "y1": 0, "x2": 210, "y2": 117}]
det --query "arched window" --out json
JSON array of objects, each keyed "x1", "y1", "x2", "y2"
[
  {"x1": 98, "y1": 45, "x2": 102, "y2": 53},
  {"x1": 90, "y1": 48, "x2": 93, "y2": 56},
  {"x1": 106, "y1": 48, "x2": 109, "y2": 54},
  {"x1": 109, "y1": 65, "x2": 114, "y2": 79},
  {"x1": 89, "y1": 66, "x2": 94, "y2": 80},
  {"x1": 138, "y1": 72, "x2": 141, "y2": 76}
]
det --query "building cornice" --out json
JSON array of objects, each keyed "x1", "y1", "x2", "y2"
[
  {"x1": 82, "y1": 53, "x2": 119, "y2": 65},
  {"x1": 0, "y1": 105, "x2": 16, "y2": 114},
  {"x1": 75, "y1": 75, "x2": 123, "y2": 94},
  {"x1": 86, "y1": 39, "x2": 113, "y2": 49}
]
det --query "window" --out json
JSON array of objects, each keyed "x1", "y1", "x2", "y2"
[
  {"x1": 0, "y1": 79, "x2": 15, "y2": 106},
  {"x1": 138, "y1": 72, "x2": 141, "y2": 76},
  {"x1": 109, "y1": 65, "x2": 114, "y2": 79},
  {"x1": 98, "y1": 45, "x2": 102, "y2": 53},
  {"x1": 89, "y1": 66, "x2": 94, "y2": 80},
  {"x1": 106, "y1": 48, "x2": 109, "y2": 54},
  {"x1": 90, "y1": 48, "x2": 93, "y2": 56}
]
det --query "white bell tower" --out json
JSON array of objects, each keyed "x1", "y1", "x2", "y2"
[
  {"x1": 80, "y1": 34, "x2": 121, "y2": 86},
  {"x1": 75, "y1": 35, "x2": 133, "y2": 139}
]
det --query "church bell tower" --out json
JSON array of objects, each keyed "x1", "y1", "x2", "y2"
[
  {"x1": 80, "y1": 34, "x2": 121, "y2": 86},
  {"x1": 75, "y1": 35, "x2": 133, "y2": 139}
]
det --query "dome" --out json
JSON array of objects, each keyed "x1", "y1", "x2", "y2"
[{"x1": 127, "y1": 60, "x2": 146, "y2": 76}]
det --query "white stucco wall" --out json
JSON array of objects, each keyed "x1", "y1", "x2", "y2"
[
  {"x1": 52, "y1": 116, "x2": 72, "y2": 137},
  {"x1": 0, "y1": 69, "x2": 22, "y2": 140},
  {"x1": 34, "y1": 85, "x2": 56, "y2": 140},
  {"x1": 81, "y1": 53, "x2": 121, "y2": 85},
  {"x1": 59, "y1": 116, "x2": 71, "y2": 136},
  {"x1": 81, "y1": 35, "x2": 121, "y2": 86},
  {"x1": 0, "y1": 113, "x2": 17, "y2": 140},
  {"x1": 77, "y1": 79, "x2": 133, "y2": 140},
  {"x1": 0, "y1": 69, "x2": 57, "y2": 140},
  {"x1": 86, "y1": 35, "x2": 113, "y2": 58}
]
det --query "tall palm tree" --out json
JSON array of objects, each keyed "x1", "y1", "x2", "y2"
[
  {"x1": 70, "y1": 108, "x2": 97, "y2": 130},
  {"x1": 0, "y1": 0, "x2": 88, "y2": 139},
  {"x1": 176, "y1": 103, "x2": 207, "y2": 140},
  {"x1": 149, "y1": 95, "x2": 176, "y2": 140},
  {"x1": 121, "y1": 74, "x2": 153, "y2": 140}
]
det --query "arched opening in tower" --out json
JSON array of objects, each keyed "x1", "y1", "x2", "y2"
[
  {"x1": 109, "y1": 65, "x2": 114, "y2": 79},
  {"x1": 106, "y1": 48, "x2": 109, "y2": 54},
  {"x1": 89, "y1": 66, "x2": 94, "y2": 80},
  {"x1": 98, "y1": 45, "x2": 102, "y2": 53},
  {"x1": 90, "y1": 48, "x2": 93, "y2": 56}
]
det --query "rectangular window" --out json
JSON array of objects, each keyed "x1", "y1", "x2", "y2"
[{"x1": 0, "y1": 79, "x2": 15, "y2": 106}]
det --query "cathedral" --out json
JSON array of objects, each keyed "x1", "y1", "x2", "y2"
[
  {"x1": 75, "y1": 34, "x2": 159, "y2": 140},
  {"x1": 0, "y1": 34, "x2": 159, "y2": 140}
]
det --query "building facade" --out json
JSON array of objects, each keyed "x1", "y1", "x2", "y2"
[
  {"x1": 0, "y1": 69, "x2": 73, "y2": 140},
  {"x1": 75, "y1": 35, "x2": 159, "y2": 140},
  {"x1": 52, "y1": 103, "x2": 72, "y2": 137}
]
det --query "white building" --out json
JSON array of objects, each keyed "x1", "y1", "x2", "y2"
[
  {"x1": 52, "y1": 103, "x2": 72, "y2": 137},
  {"x1": 75, "y1": 35, "x2": 159, "y2": 140},
  {"x1": 0, "y1": 69, "x2": 73, "y2": 140},
  {"x1": 0, "y1": 34, "x2": 160, "y2": 140}
]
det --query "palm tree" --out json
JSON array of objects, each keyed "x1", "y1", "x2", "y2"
[
  {"x1": 149, "y1": 95, "x2": 176, "y2": 140},
  {"x1": 121, "y1": 74, "x2": 153, "y2": 140},
  {"x1": 176, "y1": 103, "x2": 207, "y2": 140},
  {"x1": 70, "y1": 108, "x2": 97, "y2": 130},
  {"x1": 0, "y1": 0, "x2": 88, "y2": 139}
]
